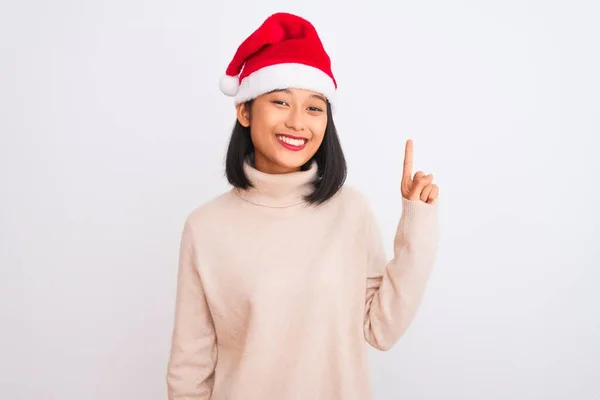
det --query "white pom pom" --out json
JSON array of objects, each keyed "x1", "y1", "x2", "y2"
[{"x1": 219, "y1": 74, "x2": 239, "y2": 96}]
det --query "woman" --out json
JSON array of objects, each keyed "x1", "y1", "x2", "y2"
[{"x1": 166, "y1": 12, "x2": 439, "y2": 400}]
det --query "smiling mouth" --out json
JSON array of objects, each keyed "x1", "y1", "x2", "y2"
[{"x1": 276, "y1": 134, "x2": 308, "y2": 148}]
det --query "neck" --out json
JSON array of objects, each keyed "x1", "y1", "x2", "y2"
[
  {"x1": 253, "y1": 153, "x2": 302, "y2": 175},
  {"x1": 235, "y1": 158, "x2": 319, "y2": 208}
]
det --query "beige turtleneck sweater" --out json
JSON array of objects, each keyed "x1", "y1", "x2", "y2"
[{"x1": 166, "y1": 160, "x2": 439, "y2": 400}]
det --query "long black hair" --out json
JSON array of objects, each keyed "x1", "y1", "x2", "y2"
[{"x1": 224, "y1": 99, "x2": 347, "y2": 205}]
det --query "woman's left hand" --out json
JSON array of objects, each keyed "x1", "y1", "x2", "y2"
[{"x1": 401, "y1": 139, "x2": 439, "y2": 204}]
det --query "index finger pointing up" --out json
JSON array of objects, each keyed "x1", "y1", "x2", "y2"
[{"x1": 403, "y1": 139, "x2": 413, "y2": 180}]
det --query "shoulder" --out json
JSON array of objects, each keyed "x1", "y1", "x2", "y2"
[
  {"x1": 338, "y1": 184, "x2": 372, "y2": 206},
  {"x1": 181, "y1": 189, "x2": 238, "y2": 233},
  {"x1": 330, "y1": 184, "x2": 373, "y2": 216}
]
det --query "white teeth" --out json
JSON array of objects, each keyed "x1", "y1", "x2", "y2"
[{"x1": 277, "y1": 135, "x2": 306, "y2": 147}]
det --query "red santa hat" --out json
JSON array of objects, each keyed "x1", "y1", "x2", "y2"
[{"x1": 219, "y1": 12, "x2": 337, "y2": 110}]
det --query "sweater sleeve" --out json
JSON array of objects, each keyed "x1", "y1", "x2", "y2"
[
  {"x1": 363, "y1": 197, "x2": 439, "y2": 351},
  {"x1": 167, "y1": 219, "x2": 218, "y2": 399}
]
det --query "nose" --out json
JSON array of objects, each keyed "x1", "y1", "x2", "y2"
[{"x1": 284, "y1": 107, "x2": 305, "y2": 132}]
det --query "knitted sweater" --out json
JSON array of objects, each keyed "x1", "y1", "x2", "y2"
[{"x1": 166, "y1": 160, "x2": 439, "y2": 400}]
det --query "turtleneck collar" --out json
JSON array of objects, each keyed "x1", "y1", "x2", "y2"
[{"x1": 234, "y1": 159, "x2": 319, "y2": 208}]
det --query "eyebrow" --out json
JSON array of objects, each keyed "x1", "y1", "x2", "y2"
[{"x1": 269, "y1": 89, "x2": 327, "y2": 104}]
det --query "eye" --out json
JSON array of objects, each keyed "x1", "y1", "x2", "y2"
[
  {"x1": 272, "y1": 100, "x2": 289, "y2": 106},
  {"x1": 307, "y1": 106, "x2": 323, "y2": 112}
]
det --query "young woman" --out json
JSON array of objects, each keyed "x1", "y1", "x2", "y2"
[{"x1": 166, "y1": 12, "x2": 439, "y2": 400}]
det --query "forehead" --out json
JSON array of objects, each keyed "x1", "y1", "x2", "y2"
[{"x1": 268, "y1": 88, "x2": 327, "y2": 102}]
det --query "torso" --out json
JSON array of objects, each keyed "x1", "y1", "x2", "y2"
[{"x1": 186, "y1": 186, "x2": 375, "y2": 399}]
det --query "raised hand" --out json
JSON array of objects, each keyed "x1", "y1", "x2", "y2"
[{"x1": 401, "y1": 139, "x2": 438, "y2": 204}]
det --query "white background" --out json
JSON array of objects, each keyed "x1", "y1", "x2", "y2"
[{"x1": 2, "y1": 1, "x2": 599, "y2": 399}]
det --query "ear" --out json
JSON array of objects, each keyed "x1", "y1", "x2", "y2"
[{"x1": 236, "y1": 103, "x2": 251, "y2": 127}]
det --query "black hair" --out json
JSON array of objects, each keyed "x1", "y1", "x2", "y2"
[{"x1": 224, "y1": 99, "x2": 347, "y2": 205}]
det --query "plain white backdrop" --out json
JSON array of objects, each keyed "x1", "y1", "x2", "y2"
[{"x1": 1, "y1": 0, "x2": 599, "y2": 399}]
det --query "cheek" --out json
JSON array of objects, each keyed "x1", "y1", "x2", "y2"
[
  {"x1": 309, "y1": 118, "x2": 327, "y2": 144},
  {"x1": 250, "y1": 128, "x2": 271, "y2": 154},
  {"x1": 249, "y1": 116, "x2": 277, "y2": 146}
]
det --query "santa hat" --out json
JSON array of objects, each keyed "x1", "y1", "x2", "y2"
[{"x1": 219, "y1": 12, "x2": 337, "y2": 110}]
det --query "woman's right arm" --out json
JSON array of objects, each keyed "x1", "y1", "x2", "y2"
[{"x1": 167, "y1": 219, "x2": 217, "y2": 399}]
